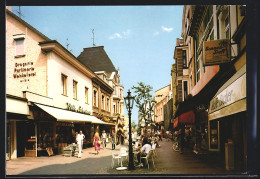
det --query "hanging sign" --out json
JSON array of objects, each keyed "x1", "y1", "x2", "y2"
[{"x1": 203, "y1": 39, "x2": 230, "y2": 66}]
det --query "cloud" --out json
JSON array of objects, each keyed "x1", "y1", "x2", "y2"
[
  {"x1": 161, "y1": 26, "x2": 173, "y2": 32},
  {"x1": 109, "y1": 33, "x2": 122, "y2": 39},
  {"x1": 153, "y1": 31, "x2": 159, "y2": 36},
  {"x1": 123, "y1": 29, "x2": 131, "y2": 37},
  {"x1": 109, "y1": 29, "x2": 131, "y2": 40}
]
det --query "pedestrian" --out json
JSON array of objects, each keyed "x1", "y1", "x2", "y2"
[
  {"x1": 136, "y1": 137, "x2": 152, "y2": 167},
  {"x1": 132, "y1": 130, "x2": 136, "y2": 144},
  {"x1": 166, "y1": 130, "x2": 169, "y2": 141},
  {"x1": 75, "y1": 132, "x2": 78, "y2": 143},
  {"x1": 159, "y1": 130, "x2": 163, "y2": 141},
  {"x1": 93, "y1": 132, "x2": 101, "y2": 155},
  {"x1": 76, "y1": 130, "x2": 85, "y2": 158},
  {"x1": 101, "y1": 130, "x2": 107, "y2": 149},
  {"x1": 111, "y1": 130, "x2": 116, "y2": 150}
]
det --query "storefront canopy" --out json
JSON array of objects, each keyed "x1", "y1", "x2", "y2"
[
  {"x1": 34, "y1": 103, "x2": 114, "y2": 125},
  {"x1": 173, "y1": 118, "x2": 178, "y2": 128},
  {"x1": 208, "y1": 65, "x2": 246, "y2": 120},
  {"x1": 178, "y1": 110, "x2": 195, "y2": 124}
]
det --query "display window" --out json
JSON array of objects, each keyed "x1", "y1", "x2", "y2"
[
  {"x1": 37, "y1": 122, "x2": 55, "y2": 149},
  {"x1": 209, "y1": 120, "x2": 220, "y2": 151}
]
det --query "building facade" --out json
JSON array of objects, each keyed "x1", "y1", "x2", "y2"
[
  {"x1": 154, "y1": 85, "x2": 172, "y2": 133},
  {"x1": 77, "y1": 46, "x2": 125, "y2": 144},
  {"x1": 6, "y1": 8, "x2": 113, "y2": 160},
  {"x1": 174, "y1": 5, "x2": 247, "y2": 172}
]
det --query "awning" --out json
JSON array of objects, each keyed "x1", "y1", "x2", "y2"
[
  {"x1": 34, "y1": 103, "x2": 114, "y2": 125},
  {"x1": 178, "y1": 110, "x2": 195, "y2": 124},
  {"x1": 208, "y1": 65, "x2": 246, "y2": 120},
  {"x1": 173, "y1": 118, "x2": 178, "y2": 128}
]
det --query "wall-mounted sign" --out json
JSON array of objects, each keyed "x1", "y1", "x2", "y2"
[
  {"x1": 209, "y1": 73, "x2": 246, "y2": 114},
  {"x1": 203, "y1": 39, "x2": 230, "y2": 66},
  {"x1": 13, "y1": 62, "x2": 36, "y2": 82},
  {"x1": 66, "y1": 102, "x2": 91, "y2": 115}
]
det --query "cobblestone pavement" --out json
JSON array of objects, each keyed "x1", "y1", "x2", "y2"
[{"x1": 6, "y1": 140, "x2": 243, "y2": 177}]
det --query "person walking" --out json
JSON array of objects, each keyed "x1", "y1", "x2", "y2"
[
  {"x1": 101, "y1": 130, "x2": 107, "y2": 149},
  {"x1": 111, "y1": 130, "x2": 116, "y2": 150},
  {"x1": 93, "y1": 132, "x2": 101, "y2": 155},
  {"x1": 76, "y1": 130, "x2": 85, "y2": 158},
  {"x1": 166, "y1": 130, "x2": 169, "y2": 141}
]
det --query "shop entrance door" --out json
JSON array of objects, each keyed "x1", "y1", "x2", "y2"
[
  {"x1": 16, "y1": 121, "x2": 26, "y2": 157},
  {"x1": 6, "y1": 123, "x2": 11, "y2": 160}
]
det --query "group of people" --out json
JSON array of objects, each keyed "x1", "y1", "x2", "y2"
[
  {"x1": 93, "y1": 130, "x2": 117, "y2": 155},
  {"x1": 74, "y1": 129, "x2": 117, "y2": 157}
]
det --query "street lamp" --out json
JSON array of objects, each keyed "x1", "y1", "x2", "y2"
[{"x1": 124, "y1": 90, "x2": 135, "y2": 170}]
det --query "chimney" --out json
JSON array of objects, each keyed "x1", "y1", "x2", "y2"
[{"x1": 6, "y1": 6, "x2": 12, "y2": 12}]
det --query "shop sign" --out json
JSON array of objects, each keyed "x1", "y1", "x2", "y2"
[
  {"x1": 57, "y1": 122, "x2": 74, "y2": 127},
  {"x1": 209, "y1": 73, "x2": 246, "y2": 114},
  {"x1": 203, "y1": 39, "x2": 230, "y2": 66},
  {"x1": 66, "y1": 102, "x2": 91, "y2": 115},
  {"x1": 13, "y1": 62, "x2": 36, "y2": 82}
]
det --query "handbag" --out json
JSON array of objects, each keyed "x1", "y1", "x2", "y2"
[{"x1": 98, "y1": 140, "x2": 102, "y2": 145}]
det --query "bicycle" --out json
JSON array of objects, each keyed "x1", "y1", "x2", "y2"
[{"x1": 172, "y1": 141, "x2": 179, "y2": 151}]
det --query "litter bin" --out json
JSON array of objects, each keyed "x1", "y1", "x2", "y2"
[{"x1": 225, "y1": 140, "x2": 234, "y2": 170}]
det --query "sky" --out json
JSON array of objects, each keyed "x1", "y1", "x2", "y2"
[{"x1": 11, "y1": 6, "x2": 183, "y2": 123}]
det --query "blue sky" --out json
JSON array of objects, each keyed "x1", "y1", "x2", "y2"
[{"x1": 11, "y1": 6, "x2": 183, "y2": 123}]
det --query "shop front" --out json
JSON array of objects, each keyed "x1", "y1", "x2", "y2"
[
  {"x1": 6, "y1": 95, "x2": 30, "y2": 160},
  {"x1": 208, "y1": 65, "x2": 246, "y2": 172},
  {"x1": 30, "y1": 103, "x2": 111, "y2": 157}
]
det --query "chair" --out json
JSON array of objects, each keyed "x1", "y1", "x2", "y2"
[
  {"x1": 141, "y1": 150, "x2": 155, "y2": 169},
  {"x1": 120, "y1": 146, "x2": 128, "y2": 162},
  {"x1": 151, "y1": 143, "x2": 157, "y2": 158},
  {"x1": 111, "y1": 151, "x2": 121, "y2": 168}
]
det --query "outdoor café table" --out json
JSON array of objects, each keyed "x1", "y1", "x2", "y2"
[{"x1": 116, "y1": 152, "x2": 128, "y2": 171}]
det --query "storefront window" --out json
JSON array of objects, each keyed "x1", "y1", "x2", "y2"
[{"x1": 209, "y1": 120, "x2": 220, "y2": 151}]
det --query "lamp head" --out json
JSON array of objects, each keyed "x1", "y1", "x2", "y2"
[{"x1": 124, "y1": 90, "x2": 135, "y2": 113}]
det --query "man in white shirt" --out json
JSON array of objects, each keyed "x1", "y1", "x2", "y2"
[
  {"x1": 101, "y1": 130, "x2": 107, "y2": 149},
  {"x1": 137, "y1": 137, "x2": 152, "y2": 167},
  {"x1": 76, "y1": 130, "x2": 85, "y2": 158}
]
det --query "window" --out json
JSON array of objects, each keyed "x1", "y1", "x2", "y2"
[
  {"x1": 107, "y1": 98, "x2": 110, "y2": 111},
  {"x1": 85, "y1": 87, "x2": 89, "y2": 104},
  {"x1": 93, "y1": 90, "x2": 97, "y2": 107},
  {"x1": 15, "y1": 39, "x2": 25, "y2": 56},
  {"x1": 196, "y1": 57, "x2": 200, "y2": 82},
  {"x1": 101, "y1": 95, "x2": 105, "y2": 109},
  {"x1": 61, "y1": 74, "x2": 67, "y2": 95},
  {"x1": 73, "y1": 80, "x2": 78, "y2": 100},
  {"x1": 225, "y1": 16, "x2": 230, "y2": 39},
  {"x1": 183, "y1": 50, "x2": 187, "y2": 68},
  {"x1": 183, "y1": 81, "x2": 188, "y2": 101},
  {"x1": 13, "y1": 34, "x2": 25, "y2": 57},
  {"x1": 113, "y1": 104, "x2": 116, "y2": 113}
]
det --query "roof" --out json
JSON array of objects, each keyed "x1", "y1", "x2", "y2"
[{"x1": 77, "y1": 46, "x2": 117, "y2": 74}]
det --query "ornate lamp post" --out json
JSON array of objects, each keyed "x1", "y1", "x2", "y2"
[{"x1": 124, "y1": 90, "x2": 135, "y2": 170}]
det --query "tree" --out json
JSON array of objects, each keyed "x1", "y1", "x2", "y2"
[
  {"x1": 131, "y1": 121, "x2": 137, "y2": 130},
  {"x1": 132, "y1": 82, "x2": 156, "y2": 126}
]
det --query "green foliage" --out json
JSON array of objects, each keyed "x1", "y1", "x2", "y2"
[{"x1": 131, "y1": 82, "x2": 156, "y2": 124}]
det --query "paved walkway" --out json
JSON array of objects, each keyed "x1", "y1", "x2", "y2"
[
  {"x1": 5, "y1": 139, "x2": 243, "y2": 176},
  {"x1": 6, "y1": 143, "x2": 120, "y2": 175}
]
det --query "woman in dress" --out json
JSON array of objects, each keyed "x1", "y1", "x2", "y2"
[{"x1": 94, "y1": 132, "x2": 100, "y2": 155}]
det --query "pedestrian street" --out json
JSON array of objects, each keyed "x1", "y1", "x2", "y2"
[{"x1": 6, "y1": 139, "x2": 238, "y2": 176}]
